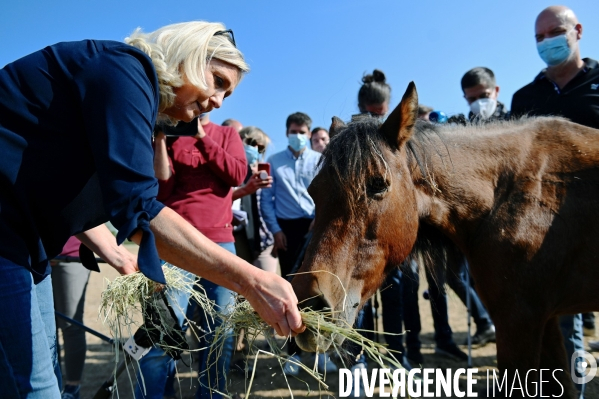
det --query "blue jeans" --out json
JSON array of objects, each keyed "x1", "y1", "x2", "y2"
[
  {"x1": 0, "y1": 256, "x2": 61, "y2": 398},
  {"x1": 380, "y1": 260, "x2": 421, "y2": 357},
  {"x1": 446, "y1": 259, "x2": 493, "y2": 333},
  {"x1": 560, "y1": 314, "x2": 585, "y2": 399},
  {"x1": 351, "y1": 299, "x2": 374, "y2": 366},
  {"x1": 194, "y1": 276, "x2": 236, "y2": 399},
  {"x1": 425, "y1": 267, "x2": 455, "y2": 347},
  {"x1": 135, "y1": 242, "x2": 236, "y2": 399},
  {"x1": 426, "y1": 257, "x2": 492, "y2": 346}
]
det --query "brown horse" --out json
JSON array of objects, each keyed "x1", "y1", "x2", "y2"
[{"x1": 291, "y1": 82, "x2": 599, "y2": 397}]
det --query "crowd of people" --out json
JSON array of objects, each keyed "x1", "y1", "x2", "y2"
[{"x1": 0, "y1": 4, "x2": 597, "y2": 399}]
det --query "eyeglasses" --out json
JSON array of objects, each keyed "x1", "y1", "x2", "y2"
[{"x1": 214, "y1": 29, "x2": 236, "y2": 47}]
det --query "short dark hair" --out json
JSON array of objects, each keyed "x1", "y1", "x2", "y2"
[
  {"x1": 358, "y1": 69, "x2": 391, "y2": 112},
  {"x1": 286, "y1": 112, "x2": 312, "y2": 131},
  {"x1": 461, "y1": 67, "x2": 496, "y2": 91},
  {"x1": 311, "y1": 127, "x2": 328, "y2": 135},
  {"x1": 418, "y1": 104, "x2": 433, "y2": 115},
  {"x1": 222, "y1": 118, "x2": 238, "y2": 127}
]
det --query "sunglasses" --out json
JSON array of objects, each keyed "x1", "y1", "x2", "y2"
[
  {"x1": 214, "y1": 29, "x2": 236, "y2": 47},
  {"x1": 245, "y1": 138, "x2": 266, "y2": 154}
]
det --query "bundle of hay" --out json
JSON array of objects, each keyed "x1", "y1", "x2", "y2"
[{"x1": 100, "y1": 264, "x2": 404, "y2": 397}]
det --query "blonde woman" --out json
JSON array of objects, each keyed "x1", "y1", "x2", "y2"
[{"x1": 0, "y1": 21, "x2": 303, "y2": 398}]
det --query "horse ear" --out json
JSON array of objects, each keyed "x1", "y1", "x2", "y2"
[
  {"x1": 380, "y1": 81, "x2": 418, "y2": 149},
  {"x1": 329, "y1": 116, "x2": 346, "y2": 139}
]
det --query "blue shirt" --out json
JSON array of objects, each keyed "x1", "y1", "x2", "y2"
[
  {"x1": 260, "y1": 147, "x2": 321, "y2": 234},
  {"x1": 0, "y1": 40, "x2": 165, "y2": 283}
]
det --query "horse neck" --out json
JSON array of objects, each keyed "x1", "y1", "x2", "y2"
[{"x1": 408, "y1": 127, "x2": 522, "y2": 247}]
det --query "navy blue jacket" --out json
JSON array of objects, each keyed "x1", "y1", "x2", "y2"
[{"x1": 0, "y1": 40, "x2": 166, "y2": 283}]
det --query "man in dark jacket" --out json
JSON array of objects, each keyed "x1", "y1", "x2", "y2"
[
  {"x1": 511, "y1": 6, "x2": 599, "y2": 398},
  {"x1": 511, "y1": 6, "x2": 599, "y2": 129}
]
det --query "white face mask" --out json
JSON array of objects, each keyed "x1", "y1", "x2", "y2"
[{"x1": 470, "y1": 98, "x2": 497, "y2": 119}]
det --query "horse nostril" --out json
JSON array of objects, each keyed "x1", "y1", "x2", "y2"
[{"x1": 299, "y1": 295, "x2": 330, "y2": 314}]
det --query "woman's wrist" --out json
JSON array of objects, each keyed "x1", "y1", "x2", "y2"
[
  {"x1": 194, "y1": 119, "x2": 207, "y2": 139},
  {"x1": 237, "y1": 184, "x2": 248, "y2": 197}
]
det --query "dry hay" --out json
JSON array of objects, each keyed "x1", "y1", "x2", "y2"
[{"x1": 100, "y1": 264, "x2": 405, "y2": 398}]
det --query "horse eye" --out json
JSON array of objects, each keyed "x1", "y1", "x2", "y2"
[{"x1": 366, "y1": 176, "x2": 388, "y2": 197}]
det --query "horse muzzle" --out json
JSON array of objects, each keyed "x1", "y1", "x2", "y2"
[{"x1": 294, "y1": 294, "x2": 348, "y2": 352}]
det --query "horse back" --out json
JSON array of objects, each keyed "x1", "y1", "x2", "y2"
[{"x1": 470, "y1": 118, "x2": 599, "y2": 312}]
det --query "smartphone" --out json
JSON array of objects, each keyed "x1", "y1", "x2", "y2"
[
  {"x1": 257, "y1": 162, "x2": 271, "y2": 176},
  {"x1": 156, "y1": 117, "x2": 199, "y2": 137}
]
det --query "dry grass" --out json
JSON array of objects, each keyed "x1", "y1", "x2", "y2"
[{"x1": 100, "y1": 265, "x2": 405, "y2": 398}]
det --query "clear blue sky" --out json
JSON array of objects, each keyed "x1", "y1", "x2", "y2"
[{"x1": 2, "y1": 1, "x2": 598, "y2": 155}]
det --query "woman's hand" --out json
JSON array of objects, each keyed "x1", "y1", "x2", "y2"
[
  {"x1": 76, "y1": 224, "x2": 138, "y2": 275},
  {"x1": 271, "y1": 231, "x2": 287, "y2": 258},
  {"x1": 107, "y1": 246, "x2": 138, "y2": 275},
  {"x1": 194, "y1": 118, "x2": 207, "y2": 139},
  {"x1": 232, "y1": 172, "x2": 273, "y2": 200},
  {"x1": 241, "y1": 270, "x2": 305, "y2": 337},
  {"x1": 244, "y1": 172, "x2": 273, "y2": 195}
]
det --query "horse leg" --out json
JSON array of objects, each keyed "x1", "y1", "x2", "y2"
[
  {"x1": 538, "y1": 316, "x2": 581, "y2": 398},
  {"x1": 490, "y1": 313, "x2": 546, "y2": 398}
]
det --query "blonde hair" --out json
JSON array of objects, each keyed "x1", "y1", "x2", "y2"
[
  {"x1": 239, "y1": 126, "x2": 271, "y2": 150},
  {"x1": 125, "y1": 21, "x2": 249, "y2": 112}
]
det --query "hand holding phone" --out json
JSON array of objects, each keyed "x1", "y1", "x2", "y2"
[{"x1": 257, "y1": 162, "x2": 271, "y2": 180}]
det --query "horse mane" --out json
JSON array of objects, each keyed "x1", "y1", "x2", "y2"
[
  {"x1": 320, "y1": 116, "x2": 545, "y2": 206},
  {"x1": 319, "y1": 117, "x2": 392, "y2": 215},
  {"x1": 407, "y1": 116, "x2": 568, "y2": 193},
  {"x1": 319, "y1": 117, "x2": 453, "y2": 279}
]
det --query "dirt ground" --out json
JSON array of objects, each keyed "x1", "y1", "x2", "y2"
[{"x1": 71, "y1": 244, "x2": 599, "y2": 398}]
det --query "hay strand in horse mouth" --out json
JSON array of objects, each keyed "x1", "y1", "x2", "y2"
[{"x1": 100, "y1": 265, "x2": 406, "y2": 397}]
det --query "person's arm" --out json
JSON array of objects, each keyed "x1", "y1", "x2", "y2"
[
  {"x1": 195, "y1": 124, "x2": 247, "y2": 187},
  {"x1": 153, "y1": 131, "x2": 176, "y2": 200},
  {"x1": 76, "y1": 224, "x2": 137, "y2": 275},
  {"x1": 232, "y1": 171, "x2": 273, "y2": 201},
  {"x1": 153, "y1": 131, "x2": 172, "y2": 180},
  {"x1": 130, "y1": 207, "x2": 304, "y2": 337}
]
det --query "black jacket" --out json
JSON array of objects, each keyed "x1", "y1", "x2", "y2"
[{"x1": 511, "y1": 58, "x2": 599, "y2": 129}]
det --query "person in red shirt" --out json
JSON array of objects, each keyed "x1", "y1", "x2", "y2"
[{"x1": 137, "y1": 112, "x2": 246, "y2": 399}]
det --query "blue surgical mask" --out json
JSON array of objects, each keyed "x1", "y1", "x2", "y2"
[
  {"x1": 537, "y1": 31, "x2": 573, "y2": 66},
  {"x1": 288, "y1": 133, "x2": 309, "y2": 152},
  {"x1": 244, "y1": 144, "x2": 260, "y2": 165}
]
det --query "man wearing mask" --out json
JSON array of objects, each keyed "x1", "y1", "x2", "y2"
[
  {"x1": 261, "y1": 112, "x2": 336, "y2": 375},
  {"x1": 461, "y1": 67, "x2": 508, "y2": 122},
  {"x1": 511, "y1": 6, "x2": 599, "y2": 398},
  {"x1": 511, "y1": 5, "x2": 599, "y2": 128}
]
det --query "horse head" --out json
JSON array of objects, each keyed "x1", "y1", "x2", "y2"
[{"x1": 292, "y1": 83, "x2": 421, "y2": 352}]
